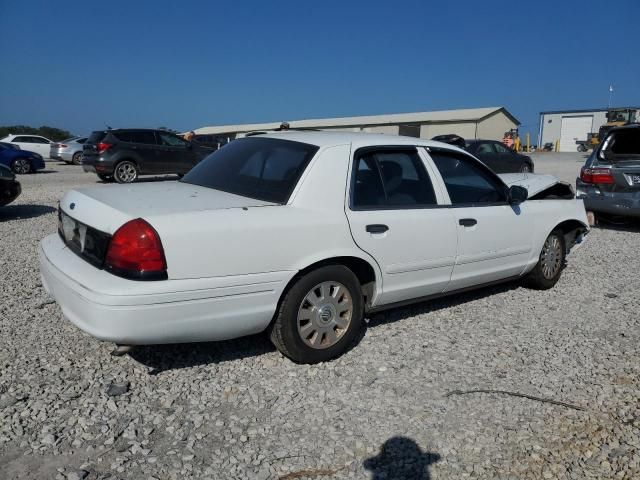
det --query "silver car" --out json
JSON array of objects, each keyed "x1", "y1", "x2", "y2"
[
  {"x1": 576, "y1": 125, "x2": 640, "y2": 219},
  {"x1": 50, "y1": 137, "x2": 87, "y2": 165}
]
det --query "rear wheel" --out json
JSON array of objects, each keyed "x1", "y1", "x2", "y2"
[
  {"x1": 269, "y1": 265, "x2": 364, "y2": 363},
  {"x1": 11, "y1": 158, "x2": 31, "y2": 174},
  {"x1": 71, "y1": 151, "x2": 83, "y2": 165},
  {"x1": 113, "y1": 161, "x2": 138, "y2": 184},
  {"x1": 524, "y1": 229, "x2": 566, "y2": 289}
]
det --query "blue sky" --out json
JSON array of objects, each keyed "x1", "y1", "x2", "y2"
[{"x1": 1, "y1": 0, "x2": 638, "y2": 139}]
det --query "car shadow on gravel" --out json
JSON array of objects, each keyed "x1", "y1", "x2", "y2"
[
  {"x1": 365, "y1": 281, "x2": 520, "y2": 330},
  {"x1": 592, "y1": 217, "x2": 640, "y2": 232},
  {"x1": 129, "y1": 333, "x2": 276, "y2": 373},
  {"x1": 364, "y1": 436, "x2": 440, "y2": 480},
  {"x1": 0, "y1": 204, "x2": 56, "y2": 220}
]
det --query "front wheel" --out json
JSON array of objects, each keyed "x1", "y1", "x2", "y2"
[
  {"x1": 269, "y1": 265, "x2": 364, "y2": 363},
  {"x1": 113, "y1": 161, "x2": 138, "y2": 184},
  {"x1": 11, "y1": 158, "x2": 32, "y2": 174},
  {"x1": 523, "y1": 230, "x2": 566, "y2": 290}
]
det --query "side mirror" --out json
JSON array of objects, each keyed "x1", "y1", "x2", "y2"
[{"x1": 509, "y1": 185, "x2": 528, "y2": 205}]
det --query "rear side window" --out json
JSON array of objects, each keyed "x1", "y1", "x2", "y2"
[
  {"x1": 114, "y1": 131, "x2": 157, "y2": 144},
  {"x1": 13, "y1": 136, "x2": 31, "y2": 142},
  {"x1": 352, "y1": 149, "x2": 437, "y2": 209},
  {"x1": 430, "y1": 151, "x2": 507, "y2": 205},
  {"x1": 181, "y1": 137, "x2": 318, "y2": 204},
  {"x1": 608, "y1": 129, "x2": 640, "y2": 156},
  {"x1": 87, "y1": 131, "x2": 107, "y2": 143}
]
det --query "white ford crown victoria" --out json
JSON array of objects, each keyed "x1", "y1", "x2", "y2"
[{"x1": 40, "y1": 132, "x2": 589, "y2": 363}]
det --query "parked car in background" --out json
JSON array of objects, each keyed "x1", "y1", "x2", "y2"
[
  {"x1": 576, "y1": 124, "x2": 640, "y2": 219},
  {"x1": 0, "y1": 141, "x2": 20, "y2": 150},
  {"x1": 50, "y1": 137, "x2": 87, "y2": 165},
  {"x1": 82, "y1": 129, "x2": 214, "y2": 183},
  {"x1": 0, "y1": 141, "x2": 45, "y2": 174},
  {"x1": 41, "y1": 132, "x2": 588, "y2": 363},
  {"x1": 0, "y1": 164, "x2": 21, "y2": 206},
  {"x1": 432, "y1": 135, "x2": 534, "y2": 173},
  {"x1": 0, "y1": 134, "x2": 53, "y2": 158}
]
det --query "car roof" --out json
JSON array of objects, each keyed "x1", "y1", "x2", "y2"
[
  {"x1": 608, "y1": 123, "x2": 640, "y2": 133},
  {"x1": 249, "y1": 130, "x2": 467, "y2": 153}
]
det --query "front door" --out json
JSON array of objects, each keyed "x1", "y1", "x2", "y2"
[
  {"x1": 425, "y1": 148, "x2": 534, "y2": 291},
  {"x1": 345, "y1": 147, "x2": 458, "y2": 305},
  {"x1": 157, "y1": 132, "x2": 193, "y2": 174}
]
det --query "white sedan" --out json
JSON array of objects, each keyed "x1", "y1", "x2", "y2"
[{"x1": 40, "y1": 132, "x2": 589, "y2": 363}]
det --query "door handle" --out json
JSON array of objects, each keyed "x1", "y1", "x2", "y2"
[
  {"x1": 459, "y1": 218, "x2": 477, "y2": 227},
  {"x1": 366, "y1": 224, "x2": 389, "y2": 234}
]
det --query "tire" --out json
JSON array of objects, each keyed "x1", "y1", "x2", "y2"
[
  {"x1": 577, "y1": 144, "x2": 587, "y2": 153},
  {"x1": 520, "y1": 163, "x2": 532, "y2": 173},
  {"x1": 523, "y1": 229, "x2": 566, "y2": 290},
  {"x1": 97, "y1": 173, "x2": 113, "y2": 182},
  {"x1": 269, "y1": 265, "x2": 364, "y2": 363},
  {"x1": 113, "y1": 160, "x2": 138, "y2": 184},
  {"x1": 11, "y1": 158, "x2": 32, "y2": 174},
  {"x1": 71, "y1": 151, "x2": 83, "y2": 165}
]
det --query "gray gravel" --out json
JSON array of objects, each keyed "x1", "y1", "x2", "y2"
[{"x1": 1, "y1": 157, "x2": 639, "y2": 479}]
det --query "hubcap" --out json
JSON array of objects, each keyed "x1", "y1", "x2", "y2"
[
  {"x1": 297, "y1": 281, "x2": 353, "y2": 349},
  {"x1": 14, "y1": 159, "x2": 30, "y2": 174},
  {"x1": 541, "y1": 235, "x2": 562, "y2": 279},
  {"x1": 116, "y1": 163, "x2": 136, "y2": 182}
]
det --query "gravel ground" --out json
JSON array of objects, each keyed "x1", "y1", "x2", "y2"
[{"x1": 1, "y1": 157, "x2": 639, "y2": 480}]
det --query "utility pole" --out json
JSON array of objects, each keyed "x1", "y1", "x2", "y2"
[{"x1": 608, "y1": 85, "x2": 614, "y2": 109}]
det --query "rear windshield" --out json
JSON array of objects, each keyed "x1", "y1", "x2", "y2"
[
  {"x1": 87, "y1": 131, "x2": 107, "y2": 144},
  {"x1": 181, "y1": 137, "x2": 319, "y2": 204},
  {"x1": 608, "y1": 129, "x2": 640, "y2": 156}
]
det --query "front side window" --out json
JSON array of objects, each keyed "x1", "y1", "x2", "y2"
[
  {"x1": 475, "y1": 142, "x2": 495, "y2": 154},
  {"x1": 181, "y1": 137, "x2": 318, "y2": 204},
  {"x1": 114, "y1": 131, "x2": 157, "y2": 144},
  {"x1": 352, "y1": 149, "x2": 437, "y2": 209},
  {"x1": 430, "y1": 151, "x2": 507, "y2": 205},
  {"x1": 159, "y1": 132, "x2": 188, "y2": 147},
  {"x1": 31, "y1": 136, "x2": 50, "y2": 144},
  {"x1": 493, "y1": 142, "x2": 511, "y2": 154}
]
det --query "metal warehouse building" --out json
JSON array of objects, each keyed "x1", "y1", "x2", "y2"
[
  {"x1": 194, "y1": 106, "x2": 519, "y2": 142},
  {"x1": 538, "y1": 107, "x2": 639, "y2": 152}
]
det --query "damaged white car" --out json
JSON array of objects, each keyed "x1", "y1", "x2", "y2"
[{"x1": 40, "y1": 132, "x2": 589, "y2": 363}]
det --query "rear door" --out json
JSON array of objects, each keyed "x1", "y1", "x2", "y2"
[
  {"x1": 114, "y1": 130, "x2": 160, "y2": 174},
  {"x1": 156, "y1": 131, "x2": 194, "y2": 174},
  {"x1": 29, "y1": 136, "x2": 52, "y2": 157},
  {"x1": 10, "y1": 136, "x2": 37, "y2": 154},
  {"x1": 345, "y1": 146, "x2": 458, "y2": 305},
  {"x1": 424, "y1": 148, "x2": 534, "y2": 291}
]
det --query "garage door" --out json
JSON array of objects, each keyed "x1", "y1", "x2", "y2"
[{"x1": 560, "y1": 116, "x2": 593, "y2": 152}]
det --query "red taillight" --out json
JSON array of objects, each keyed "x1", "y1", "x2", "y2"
[
  {"x1": 580, "y1": 166, "x2": 614, "y2": 184},
  {"x1": 97, "y1": 142, "x2": 113, "y2": 154},
  {"x1": 58, "y1": 144, "x2": 68, "y2": 148},
  {"x1": 105, "y1": 219, "x2": 167, "y2": 280}
]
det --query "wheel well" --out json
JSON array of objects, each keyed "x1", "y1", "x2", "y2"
[
  {"x1": 553, "y1": 219, "x2": 588, "y2": 253},
  {"x1": 273, "y1": 256, "x2": 377, "y2": 324}
]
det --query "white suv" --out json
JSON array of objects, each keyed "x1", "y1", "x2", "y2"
[{"x1": 1, "y1": 134, "x2": 53, "y2": 158}]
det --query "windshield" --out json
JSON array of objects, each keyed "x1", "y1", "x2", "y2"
[{"x1": 181, "y1": 137, "x2": 319, "y2": 204}]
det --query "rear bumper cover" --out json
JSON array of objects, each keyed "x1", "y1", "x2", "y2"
[
  {"x1": 39, "y1": 234, "x2": 289, "y2": 344},
  {"x1": 576, "y1": 179, "x2": 640, "y2": 217},
  {"x1": 0, "y1": 179, "x2": 21, "y2": 206}
]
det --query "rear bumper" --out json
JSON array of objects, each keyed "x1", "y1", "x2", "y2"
[
  {"x1": 576, "y1": 179, "x2": 640, "y2": 218},
  {"x1": 32, "y1": 157, "x2": 46, "y2": 171},
  {"x1": 39, "y1": 234, "x2": 288, "y2": 345},
  {"x1": 82, "y1": 156, "x2": 114, "y2": 175}
]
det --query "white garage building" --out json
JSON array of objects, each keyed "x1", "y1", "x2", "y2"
[
  {"x1": 194, "y1": 106, "x2": 519, "y2": 143},
  {"x1": 538, "y1": 107, "x2": 639, "y2": 152}
]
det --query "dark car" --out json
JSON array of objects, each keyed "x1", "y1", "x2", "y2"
[
  {"x1": 464, "y1": 140, "x2": 534, "y2": 173},
  {"x1": 0, "y1": 164, "x2": 21, "y2": 206},
  {"x1": 0, "y1": 141, "x2": 46, "y2": 174},
  {"x1": 82, "y1": 129, "x2": 214, "y2": 183},
  {"x1": 576, "y1": 124, "x2": 640, "y2": 219}
]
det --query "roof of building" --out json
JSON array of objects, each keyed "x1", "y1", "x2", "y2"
[
  {"x1": 194, "y1": 106, "x2": 518, "y2": 135},
  {"x1": 540, "y1": 106, "x2": 640, "y2": 115}
]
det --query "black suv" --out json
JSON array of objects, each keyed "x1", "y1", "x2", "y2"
[{"x1": 82, "y1": 129, "x2": 213, "y2": 183}]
